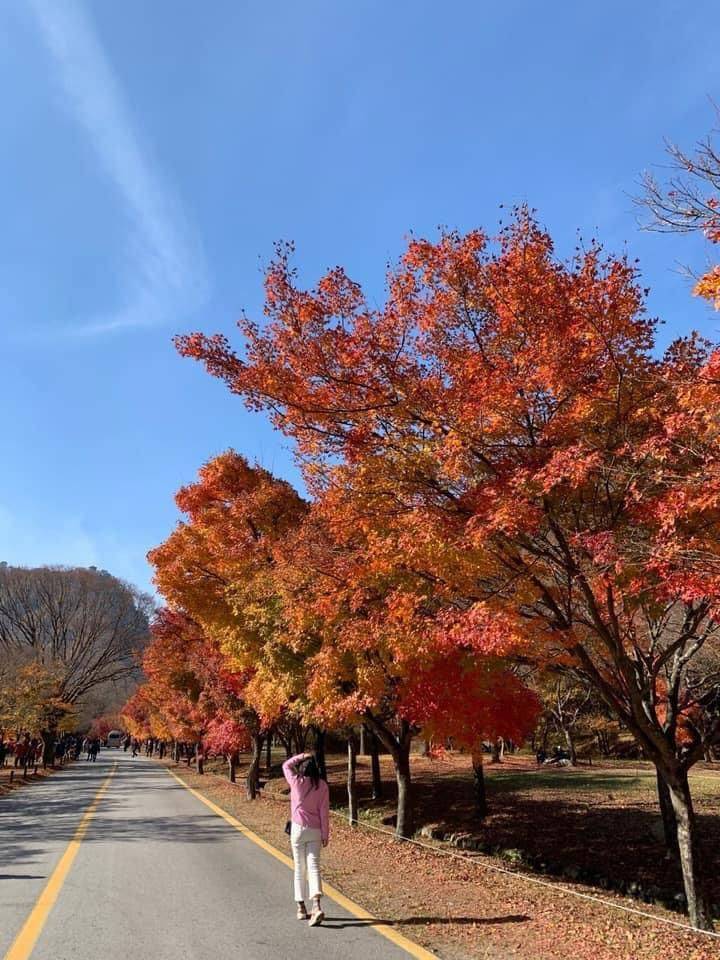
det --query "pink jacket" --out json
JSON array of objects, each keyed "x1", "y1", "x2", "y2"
[{"x1": 282, "y1": 753, "x2": 330, "y2": 843}]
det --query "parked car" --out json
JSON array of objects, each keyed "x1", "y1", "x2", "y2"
[{"x1": 106, "y1": 730, "x2": 123, "y2": 749}]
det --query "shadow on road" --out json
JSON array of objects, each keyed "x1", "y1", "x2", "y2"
[
  {"x1": 320, "y1": 914, "x2": 530, "y2": 929},
  {"x1": 0, "y1": 759, "x2": 235, "y2": 870},
  {"x1": 0, "y1": 874, "x2": 47, "y2": 880}
]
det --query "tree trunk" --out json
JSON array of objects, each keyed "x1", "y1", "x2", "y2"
[
  {"x1": 246, "y1": 733, "x2": 263, "y2": 800},
  {"x1": 369, "y1": 730, "x2": 382, "y2": 800},
  {"x1": 228, "y1": 751, "x2": 237, "y2": 783},
  {"x1": 364, "y1": 714, "x2": 413, "y2": 838},
  {"x1": 294, "y1": 728, "x2": 307, "y2": 755},
  {"x1": 313, "y1": 728, "x2": 327, "y2": 781},
  {"x1": 276, "y1": 729, "x2": 291, "y2": 758},
  {"x1": 395, "y1": 736, "x2": 413, "y2": 839},
  {"x1": 41, "y1": 729, "x2": 56, "y2": 769},
  {"x1": 491, "y1": 738, "x2": 504, "y2": 763},
  {"x1": 196, "y1": 743, "x2": 204, "y2": 775},
  {"x1": 656, "y1": 769, "x2": 679, "y2": 859},
  {"x1": 347, "y1": 734, "x2": 358, "y2": 826},
  {"x1": 359, "y1": 724, "x2": 367, "y2": 756},
  {"x1": 265, "y1": 733, "x2": 272, "y2": 772},
  {"x1": 563, "y1": 726, "x2": 578, "y2": 766},
  {"x1": 471, "y1": 749, "x2": 488, "y2": 820},
  {"x1": 667, "y1": 772, "x2": 713, "y2": 930}
]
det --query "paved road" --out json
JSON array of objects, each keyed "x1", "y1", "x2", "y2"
[{"x1": 1, "y1": 751, "x2": 419, "y2": 960}]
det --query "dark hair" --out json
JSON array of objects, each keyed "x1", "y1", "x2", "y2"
[{"x1": 298, "y1": 755, "x2": 321, "y2": 790}]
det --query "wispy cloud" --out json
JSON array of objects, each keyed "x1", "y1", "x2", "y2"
[{"x1": 27, "y1": 0, "x2": 208, "y2": 335}]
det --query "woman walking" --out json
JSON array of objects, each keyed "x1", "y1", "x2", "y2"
[{"x1": 282, "y1": 751, "x2": 329, "y2": 926}]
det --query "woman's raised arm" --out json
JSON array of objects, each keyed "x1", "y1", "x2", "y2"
[{"x1": 282, "y1": 752, "x2": 310, "y2": 785}]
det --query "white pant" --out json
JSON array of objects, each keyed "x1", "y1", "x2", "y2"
[{"x1": 290, "y1": 823, "x2": 323, "y2": 902}]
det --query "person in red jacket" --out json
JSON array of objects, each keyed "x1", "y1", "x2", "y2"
[{"x1": 282, "y1": 752, "x2": 330, "y2": 926}]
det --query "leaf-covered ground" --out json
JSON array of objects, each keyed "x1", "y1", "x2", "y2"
[
  {"x1": 163, "y1": 752, "x2": 720, "y2": 960},
  {"x1": 331, "y1": 753, "x2": 720, "y2": 912},
  {"x1": 0, "y1": 758, "x2": 65, "y2": 796}
]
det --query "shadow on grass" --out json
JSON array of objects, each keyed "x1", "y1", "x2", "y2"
[{"x1": 487, "y1": 772, "x2": 647, "y2": 793}]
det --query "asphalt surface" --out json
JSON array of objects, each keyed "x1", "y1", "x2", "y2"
[{"x1": 0, "y1": 751, "x2": 416, "y2": 959}]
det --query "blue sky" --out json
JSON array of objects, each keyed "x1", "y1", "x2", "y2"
[{"x1": 1, "y1": 0, "x2": 719, "y2": 595}]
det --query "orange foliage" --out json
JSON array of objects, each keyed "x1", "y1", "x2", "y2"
[{"x1": 177, "y1": 209, "x2": 720, "y2": 772}]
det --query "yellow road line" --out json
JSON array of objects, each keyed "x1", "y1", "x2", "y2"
[
  {"x1": 165, "y1": 767, "x2": 436, "y2": 959},
  {"x1": 3, "y1": 762, "x2": 118, "y2": 960}
]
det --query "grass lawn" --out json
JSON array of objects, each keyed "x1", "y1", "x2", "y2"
[{"x1": 486, "y1": 763, "x2": 719, "y2": 796}]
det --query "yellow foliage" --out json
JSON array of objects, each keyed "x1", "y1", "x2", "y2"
[
  {"x1": 0, "y1": 661, "x2": 72, "y2": 736},
  {"x1": 694, "y1": 266, "x2": 720, "y2": 309}
]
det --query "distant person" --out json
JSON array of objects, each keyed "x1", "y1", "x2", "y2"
[
  {"x1": 15, "y1": 736, "x2": 29, "y2": 769},
  {"x1": 123, "y1": 735, "x2": 131, "y2": 752},
  {"x1": 282, "y1": 752, "x2": 329, "y2": 927},
  {"x1": 131, "y1": 738, "x2": 139, "y2": 758},
  {"x1": 89, "y1": 739, "x2": 100, "y2": 762}
]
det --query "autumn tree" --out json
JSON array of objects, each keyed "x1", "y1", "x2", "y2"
[
  {"x1": 402, "y1": 656, "x2": 540, "y2": 816},
  {"x1": 147, "y1": 452, "x2": 309, "y2": 796},
  {"x1": 639, "y1": 116, "x2": 720, "y2": 309},
  {"x1": 122, "y1": 684, "x2": 157, "y2": 742},
  {"x1": 177, "y1": 211, "x2": 720, "y2": 928},
  {"x1": 136, "y1": 609, "x2": 212, "y2": 769},
  {"x1": 88, "y1": 713, "x2": 125, "y2": 742},
  {"x1": 276, "y1": 506, "x2": 539, "y2": 834},
  {"x1": 532, "y1": 673, "x2": 594, "y2": 766},
  {"x1": 138, "y1": 610, "x2": 256, "y2": 780},
  {"x1": 0, "y1": 659, "x2": 72, "y2": 744},
  {"x1": 75, "y1": 674, "x2": 141, "y2": 735},
  {"x1": 196, "y1": 659, "x2": 258, "y2": 784}
]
